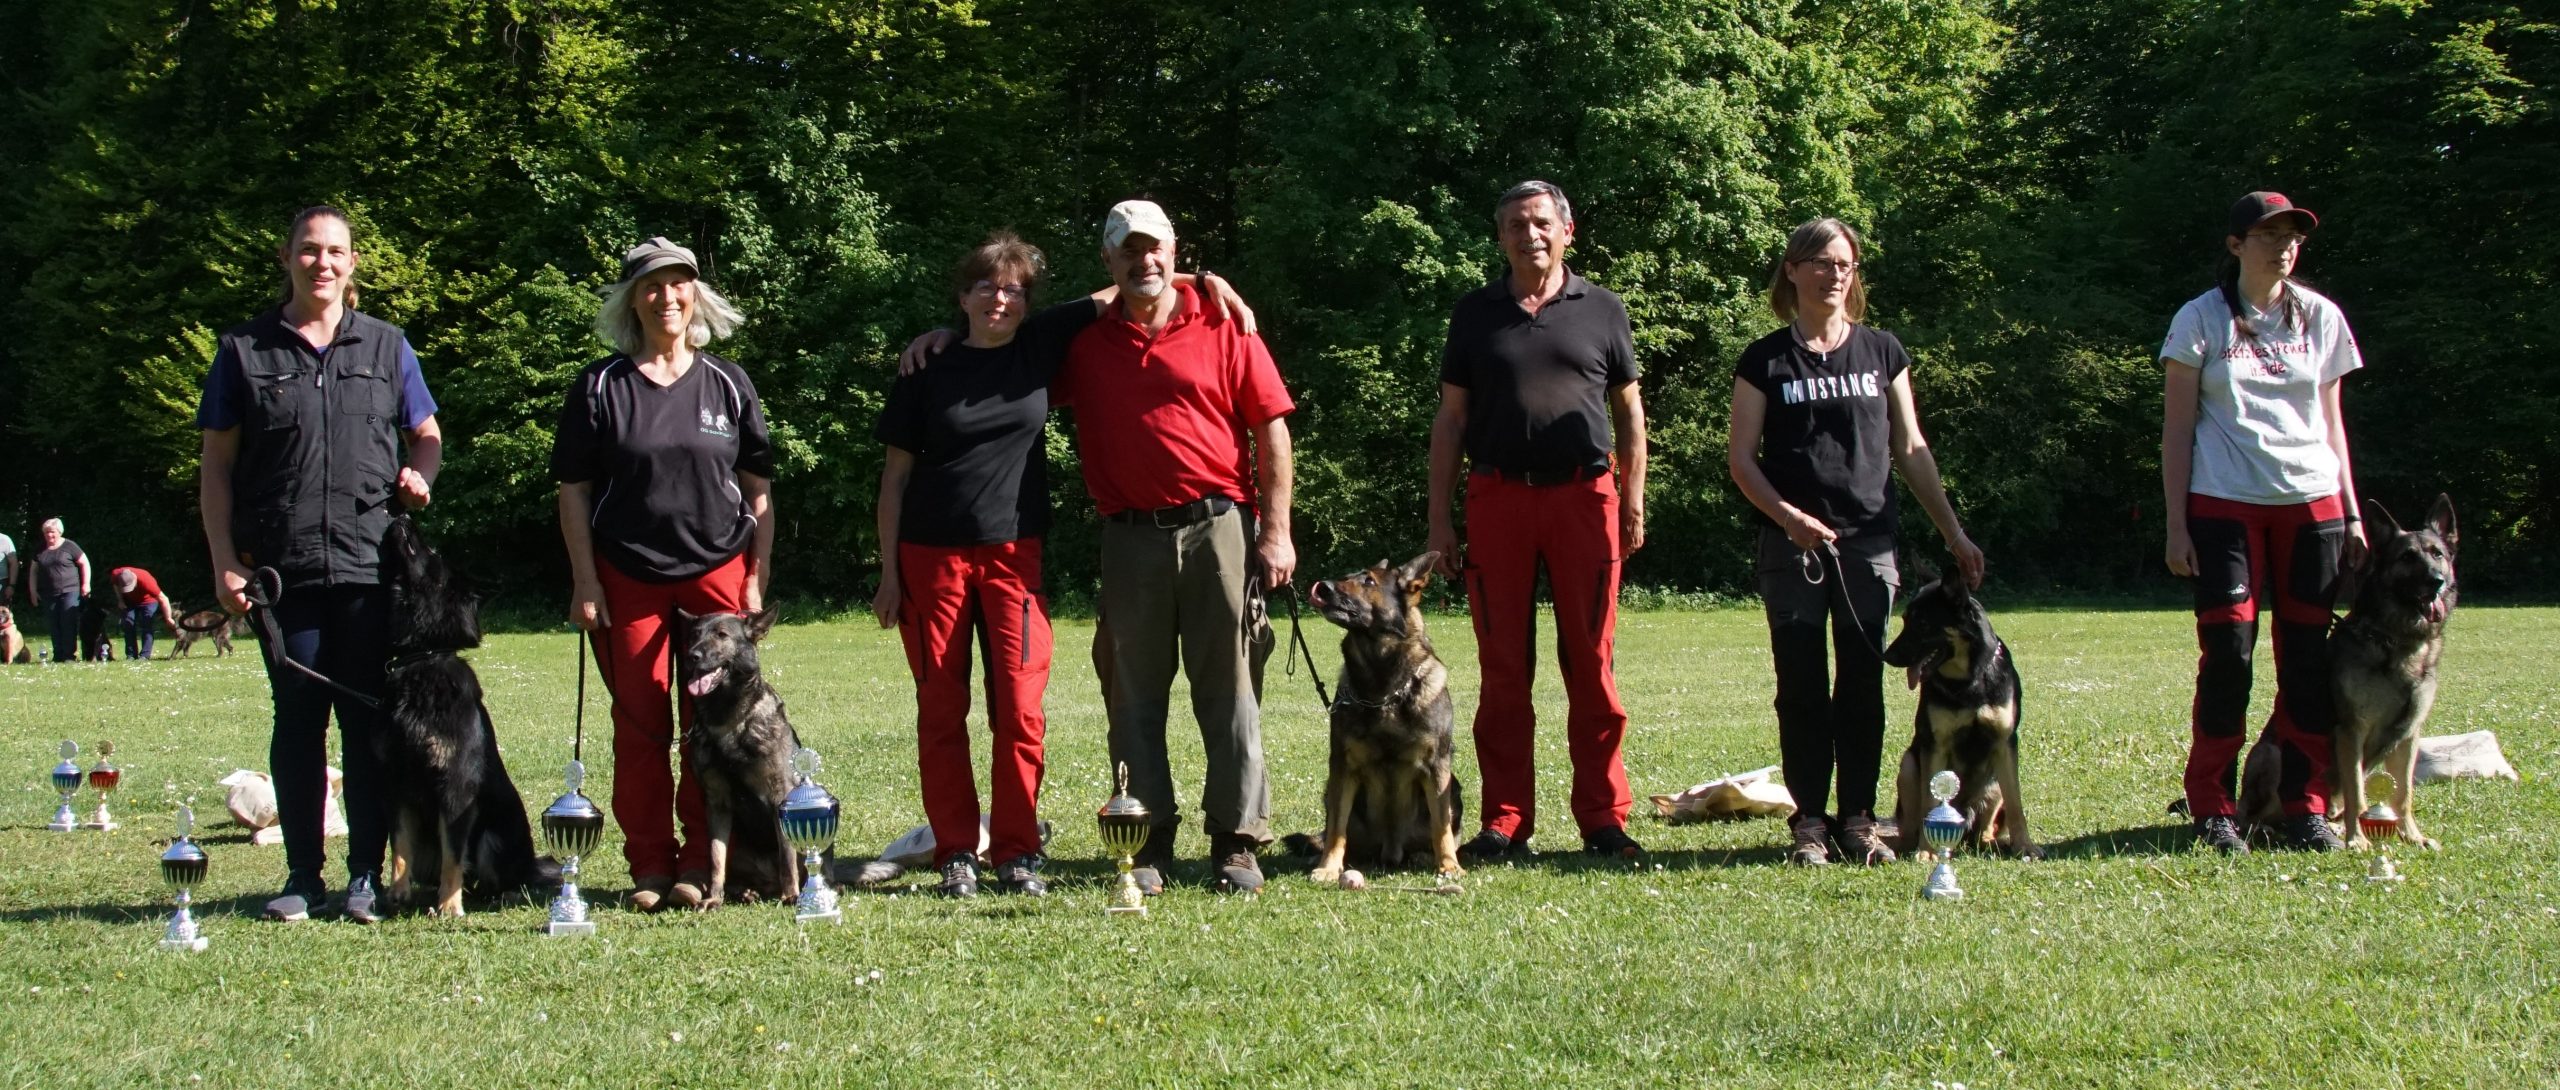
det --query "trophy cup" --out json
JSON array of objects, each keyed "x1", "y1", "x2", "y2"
[
  {"x1": 84, "y1": 740, "x2": 121, "y2": 831},
  {"x1": 778, "y1": 747, "x2": 842, "y2": 926},
  {"x1": 2359, "y1": 771, "x2": 2405, "y2": 883},
  {"x1": 1920, "y1": 771, "x2": 1967, "y2": 902},
  {"x1": 46, "y1": 740, "x2": 82, "y2": 831},
  {"x1": 539, "y1": 760, "x2": 605, "y2": 936},
  {"x1": 1096, "y1": 763, "x2": 1151, "y2": 917},
  {"x1": 159, "y1": 803, "x2": 209, "y2": 952}
]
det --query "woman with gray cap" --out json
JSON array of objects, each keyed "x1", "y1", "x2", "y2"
[
  {"x1": 2161, "y1": 191, "x2": 2367, "y2": 855},
  {"x1": 551, "y1": 236, "x2": 775, "y2": 912}
]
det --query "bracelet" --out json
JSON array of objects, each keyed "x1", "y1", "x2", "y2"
[{"x1": 2342, "y1": 515, "x2": 2361, "y2": 525}]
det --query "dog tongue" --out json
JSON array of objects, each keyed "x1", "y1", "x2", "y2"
[
  {"x1": 684, "y1": 668, "x2": 725, "y2": 698},
  {"x1": 1906, "y1": 665, "x2": 1923, "y2": 691}
]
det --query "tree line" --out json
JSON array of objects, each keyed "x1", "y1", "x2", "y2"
[{"x1": 3, "y1": 0, "x2": 2550, "y2": 610}]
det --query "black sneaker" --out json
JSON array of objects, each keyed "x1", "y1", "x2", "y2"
[
  {"x1": 2194, "y1": 815, "x2": 2250, "y2": 855},
  {"x1": 937, "y1": 853, "x2": 981, "y2": 898},
  {"x1": 337, "y1": 873, "x2": 383, "y2": 924},
  {"x1": 1210, "y1": 835, "x2": 1264, "y2": 894},
  {"x1": 992, "y1": 853, "x2": 1049, "y2": 897},
  {"x1": 264, "y1": 874, "x2": 328, "y2": 922},
  {"x1": 2283, "y1": 813, "x2": 2345, "y2": 853},
  {"x1": 1457, "y1": 828, "x2": 1528, "y2": 863},
  {"x1": 1582, "y1": 825, "x2": 1644, "y2": 860}
]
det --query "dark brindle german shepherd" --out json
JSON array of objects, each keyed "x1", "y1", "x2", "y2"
[
  {"x1": 677, "y1": 608, "x2": 802, "y2": 908},
  {"x1": 172, "y1": 607, "x2": 247, "y2": 657},
  {"x1": 1298, "y1": 552, "x2": 1464, "y2": 882},
  {"x1": 1881, "y1": 573, "x2": 2040, "y2": 859},
  {"x1": 2240, "y1": 495, "x2": 2457, "y2": 849},
  {"x1": 380, "y1": 516, "x2": 551, "y2": 916}
]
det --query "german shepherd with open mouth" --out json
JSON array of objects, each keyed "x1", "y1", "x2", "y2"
[
  {"x1": 1297, "y1": 552, "x2": 1464, "y2": 882},
  {"x1": 2239, "y1": 495, "x2": 2457, "y2": 849},
  {"x1": 677, "y1": 608, "x2": 803, "y2": 908},
  {"x1": 1881, "y1": 573, "x2": 2040, "y2": 859}
]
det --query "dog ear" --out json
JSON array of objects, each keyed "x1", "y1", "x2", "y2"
[
  {"x1": 746, "y1": 607, "x2": 779, "y2": 641},
  {"x1": 1910, "y1": 560, "x2": 1941, "y2": 590},
  {"x1": 2362, "y1": 499, "x2": 2400, "y2": 536},
  {"x1": 2425, "y1": 493, "x2": 2458, "y2": 549},
  {"x1": 1397, "y1": 551, "x2": 1440, "y2": 588}
]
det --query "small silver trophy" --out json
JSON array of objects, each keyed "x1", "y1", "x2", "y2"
[
  {"x1": 2359, "y1": 771, "x2": 2405, "y2": 884},
  {"x1": 46, "y1": 740, "x2": 82, "y2": 831},
  {"x1": 778, "y1": 747, "x2": 841, "y2": 926},
  {"x1": 84, "y1": 740, "x2": 122, "y2": 831},
  {"x1": 539, "y1": 760, "x2": 604, "y2": 936},
  {"x1": 159, "y1": 803, "x2": 209, "y2": 952},
  {"x1": 1096, "y1": 763, "x2": 1151, "y2": 917},
  {"x1": 1921, "y1": 771, "x2": 1967, "y2": 902}
]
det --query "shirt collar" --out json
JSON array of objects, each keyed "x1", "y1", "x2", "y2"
[{"x1": 1489, "y1": 267, "x2": 1592, "y2": 301}]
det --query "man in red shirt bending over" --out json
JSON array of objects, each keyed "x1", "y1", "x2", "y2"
[
  {"x1": 111, "y1": 565, "x2": 175, "y2": 661},
  {"x1": 1057, "y1": 199, "x2": 1296, "y2": 895}
]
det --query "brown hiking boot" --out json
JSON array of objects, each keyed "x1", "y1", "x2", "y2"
[
  {"x1": 1788, "y1": 815, "x2": 1832, "y2": 867},
  {"x1": 1840, "y1": 814, "x2": 1899, "y2": 866}
]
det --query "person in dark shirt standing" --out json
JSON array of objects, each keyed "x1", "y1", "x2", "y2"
[
  {"x1": 1726, "y1": 216, "x2": 1983, "y2": 867},
  {"x1": 199, "y1": 205, "x2": 444, "y2": 922},
  {"x1": 24, "y1": 518, "x2": 90, "y2": 664},
  {"x1": 110, "y1": 566, "x2": 173, "y2": 660},
  {"x1": 1427, "y1": 180, "x2": 1650, "y2": 862},
  {"x1": 553, "y1": 236, "x2": 775, "y2": 913}
]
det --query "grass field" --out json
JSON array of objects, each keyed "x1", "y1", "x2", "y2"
[{"x1": 2, "y1": 603, "x2": 2552, "y2": 1088}]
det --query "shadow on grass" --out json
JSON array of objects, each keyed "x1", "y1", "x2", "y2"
[
  {"x1": 2036, "y1": 822, "x2": 2198, "y2": 859},
  {"x1": 0, "y1": 901, "x2": 165, "y2": 925}
]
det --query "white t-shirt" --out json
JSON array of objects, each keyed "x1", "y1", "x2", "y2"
[{"x1": 2161, "y1": 284, "x2": 2363, "y2": 505}]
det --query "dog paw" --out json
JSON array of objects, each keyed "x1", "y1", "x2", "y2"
[
  {"x1": 2408, "y1": 832, "x2": 2441, "y2": 851},
  {"x1": 2011, "y1": 843, "x2": 2045, "y2": 861},
  {"x1": 696, "y1": 895, "x2": 724, "y2": 912},
  {"x1": 1308, "y1": 865, "x2": 1342, "y2": 885},
  {"x1": 2346, "y1": 832, "x2": 2373, "y2": 852}
]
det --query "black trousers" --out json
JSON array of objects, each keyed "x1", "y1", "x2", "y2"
[
  {"x1": 259, "y1": 583, "x2": 392, "y2": 887},
  {"x1": 1756, "y1": 528, "x2": 1899, "y2": 822}
]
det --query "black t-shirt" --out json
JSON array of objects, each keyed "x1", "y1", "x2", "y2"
[
  {"x1": 1439, "y1": 270, "x2": 1639, "y2": 474},
  {"x1": 873, "y1": 301, "x2": 1098, "y2": 547},
  {"x1": 31, "y1": 541, "x2": 84, "y2": 598},
  {"x1": 550, "y1": 352, "x2": 776, "y2": 582},
  {"x1": 1736, "y1": 323, "x2": 1912, "y2": 538}
]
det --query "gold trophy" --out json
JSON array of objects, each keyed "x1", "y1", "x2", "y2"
[
  {"x1": 84, "y1": 740, "x2": 121, "y2": 831},
  {"x1": 1095, "y1": 763, "x2": 1151, "y2": 917},
  {"x1": 2359, "y1": 771, "x2": 2406, "y2": 883}
]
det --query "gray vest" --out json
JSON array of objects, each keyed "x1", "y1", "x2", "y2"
[{"x1": 219, "y1": 308, "x2": 409, "y2": 587}]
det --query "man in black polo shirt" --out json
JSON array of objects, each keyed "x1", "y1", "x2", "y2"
[{"x1": 1426, "y1": 179, "x2": 1648, "y2": 861}]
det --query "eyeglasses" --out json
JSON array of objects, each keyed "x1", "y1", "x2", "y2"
[
  {"x1": 968, "y1": 281, "x2": 1029, "y2": 301},
  {"x1": 2246, "y1": 231, "x2": 2307, "y2": 249},
  {"x1": 1795, "y1": 258, "x2": 1858, "y2": 276}
]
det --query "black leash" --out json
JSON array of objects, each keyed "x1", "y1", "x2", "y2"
[
  {"x1": 1278, "y1": 582, "x2": 1334, "y2": 709},
  {"x1": 1800, "y1": 540, "x2": 1884, "y2": 661},
  {"x1": 573, "y1": 629, "x2": 588, "y2": 764},
  {"x1": 242, "y1": 567, "x2": 382, "y2": 709}
]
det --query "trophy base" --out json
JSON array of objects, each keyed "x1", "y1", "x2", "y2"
[
  {"x1": 46, "y1": 819, "x2": 78, "y2": 832},
  {"x1": 1106, "y1": 903, "x2": 1149, "y2": 917},
  {"x1": 83, "y1": 820, "x2": 119, "y2": 832},
  {"x1": 1922, "y1": 860, "x2": 1964, "y2": 901},
  {"x1": 159, "y1": 937, "x2": 208, "y2": 953},
  {"x1": 1922, "y1": 885, "x2": 1966, "y2": 901},
  {"x1": 2365, "y1": 861, "x2": 2405, "y2": 883},
  {"x1": 545, "y1": 919, "x2": 598, "y2": 936},
  {"x1": 794, "y1": 909, "x2": 843, "y2": 927}
]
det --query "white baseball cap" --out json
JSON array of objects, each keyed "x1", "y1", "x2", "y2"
[{"x1": 1102, "y1": 200, "x2": 1177, "y2": 250}]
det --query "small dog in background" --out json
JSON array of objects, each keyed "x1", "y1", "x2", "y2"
[
  {"x1": 1881, "y1": 572, "x2": 2040, "y2": 859},
  {"x1": 677, "y1": 608, "x2": 804, "y2": 909},
  {"x1": 79, "y1": 597, "x2": 115, "y2": 661},
  {"x1": 172, "y1": 607, "x2": 247, "y2": 657},
  {"x1": 1294, "y1": 552, "x2": 1464, "y2": 884},
  {"x1": 379, "y1": 516, "x2": 552, "y2": 917},
  {"x1": 2240, "y1": 495, "x2": 2458, "y2": 849},
  {"x1": 0, "y1": 607, "x2": 30, "y2": 664}
]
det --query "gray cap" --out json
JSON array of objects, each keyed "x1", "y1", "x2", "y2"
[
  {"x1": 1102, "y1": 200, "x2": 1177, "y2": 251},
  {"x1": 619, "y1": 236, "x2": 700, "y2": 283}
]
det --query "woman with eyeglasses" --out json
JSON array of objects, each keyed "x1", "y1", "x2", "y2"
[
  {"x1": 2162, "y1": 191, "x2": 2366, "y2": 855},
  {"x1": 1726, "y1": 216, "x2": 1984, "y2": 867}
]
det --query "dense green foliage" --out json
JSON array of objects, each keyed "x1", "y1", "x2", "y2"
[{"x1": 2, "y1": 0, "x2": 2551, "y2": 608}]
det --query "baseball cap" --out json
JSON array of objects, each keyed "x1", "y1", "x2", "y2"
[
  {"x1": 115, "y1": 570, "x2": 138, "y2": 593},
  {"x1": 1102, "y1": 200, "x2": 1177, "y2": 250},
  {"x1": 2228, "y1": 192, "x2": 2319, "y2": 237},
  {"x1": 619, "y1": 236, "x2": 700, "y2": 283}
]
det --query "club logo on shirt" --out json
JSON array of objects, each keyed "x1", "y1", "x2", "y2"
[
  {"x1": 1778, "y1": 371, "x2": 1881, "y2": 405},
  {"x1": 699, "y1": 408, "x2": 734, "y2": 438},
  {"x1": 2219, "y1": 338, "x2": 2309, "y2": 380}
]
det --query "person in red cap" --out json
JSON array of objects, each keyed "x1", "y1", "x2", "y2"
[{"x1": 2161, "y1": 191, "x2": 2367, "y2": 854}]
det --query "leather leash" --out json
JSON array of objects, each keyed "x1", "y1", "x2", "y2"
[{"x1": 242, "y1": 566, "x2": 383, "y2": 710}]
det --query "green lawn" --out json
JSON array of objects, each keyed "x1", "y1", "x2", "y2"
[{"x1": 2, "y1": 605, "x2": 2552, "y2": 1088}]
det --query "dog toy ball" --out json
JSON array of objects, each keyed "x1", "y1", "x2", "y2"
[{"x1": 1339, "y1": 869, "x2": 1366, "y2": 891}]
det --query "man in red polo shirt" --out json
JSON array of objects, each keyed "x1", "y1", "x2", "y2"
[
  {"x1": 111, "y1": 565, "x2": 175, "y2": 660},
  {"x1": 1426, "y1": 180, "x2": 1649, "y2": 861},
  {"x1": 1056, "y1": 199, "x2": 1296, "y2": 895}
]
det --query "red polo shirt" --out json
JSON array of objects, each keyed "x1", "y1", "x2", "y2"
[
  {"x1": 1055, "y1": 283, "x2": 1295, "y2": 516},
  {"x1": 112, "y1": 567, "x2": 165, "y2": 608}
]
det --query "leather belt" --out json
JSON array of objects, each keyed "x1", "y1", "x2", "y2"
[
  {"x1": 1105, "y1": 495, "x2": 1237, "y2": 528},
  {"x1": 1474, "y1": 463, "x2": 1610, "y2": 487}
]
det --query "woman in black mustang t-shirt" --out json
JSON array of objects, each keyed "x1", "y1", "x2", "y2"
[
  {"x1": 552, "y1": 236, "x2": 774, "y2": 913},
  {"x1": 1725, "y1": 217, "x2": 1984, "y2": 868}
]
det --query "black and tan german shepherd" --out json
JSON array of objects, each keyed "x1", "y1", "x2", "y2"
[
  {"x1": 1881, "y1": 573, "x2": 2040, "y2": 859},
  {"x1": 1295, "y1": 552, "x2": 1465, "y2": 882},
  {"x1": 2240, "y1": 495, "x2": 2457, "y2": 849},
  {"x1": 676, "y1": 608, "x2": 802, "y2": 908},
  {"x1": 380, "y1": 515, "x2": 551, "y2": 916}
]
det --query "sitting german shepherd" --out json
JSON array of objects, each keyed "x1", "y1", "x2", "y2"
[
  {"x1": 2240, "y1": 495, "x2": 2457, "y2": 849},
  {"x1": 380, "y1": 515, "x2": 551, "y2": 917},
  {"x1": 1881, "y1": 573, "x2": 2040, "y2": 859},
  {"x1": 676, "y1": 608, "x2": 802, "y2": 909},
  {"x1": 1297, "y1": 553, "x2": 1464, "y2": 883}
]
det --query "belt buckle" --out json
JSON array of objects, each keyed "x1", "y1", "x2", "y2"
[{"x1": 1152, "y1": 502, "x2": 1188, "y2": 530}]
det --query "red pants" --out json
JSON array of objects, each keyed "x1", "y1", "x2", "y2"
[
  {"x1": 2183, "y1": 493, "x2": 2345, "y2": 818},
  {"x1": 897, "y1": 539, "x2": 1052, "y2": 866},
  {"x1": 1462, "y1": 471, "x2": 1631, "y2": 839},
  {"x1": 594, "y1": 552, "x2": 749, "y2": 881}
]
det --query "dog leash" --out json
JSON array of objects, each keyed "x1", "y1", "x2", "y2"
[
  {"x1": 241, "y1": 567, "x2": 383, "y2": 710},
  {"x1": 1800, "y1": 541, "x2": 1884, "y2": 661},
  {"x1": 1278, "y1": 582, "x2": 1335, "y2": 710}
]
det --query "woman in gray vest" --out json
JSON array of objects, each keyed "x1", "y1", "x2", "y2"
[{"x1": 198, "y1": 205, "x2": 444, "y2": 923}]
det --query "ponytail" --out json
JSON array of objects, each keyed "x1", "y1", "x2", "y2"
[{"x1": 2216, "y1": 252, "x2": 2304, "y2": 341}]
